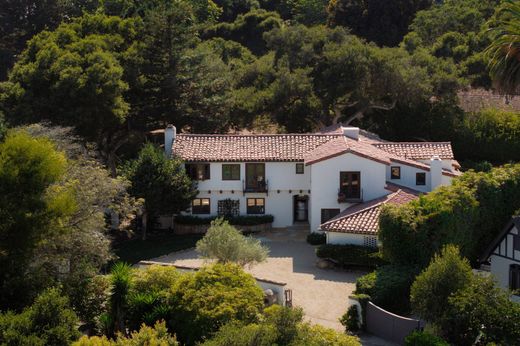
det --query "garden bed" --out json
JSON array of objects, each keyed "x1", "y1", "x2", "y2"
[
  {"x1": 173, "y1": 215, "x2": 274, "y2": 234},
  {"x1": 316, "y1": 244, "x2": 387, "y2": 270}
]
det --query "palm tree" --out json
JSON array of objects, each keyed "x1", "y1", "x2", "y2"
[{"x1": 486, "y1": 0, "x2": 520, "y2": 95}]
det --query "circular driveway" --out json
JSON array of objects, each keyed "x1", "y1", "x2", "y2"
[{"x1": 152, "y1": 229, "x2": 363, "y2": 331}]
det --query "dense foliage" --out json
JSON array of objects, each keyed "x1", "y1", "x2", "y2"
[
  {"x1": 123, "y1": 144, "x2": 196, "y2": 238},
  {"x1": 379, "y1": 164, "x2": 520, "y2": 267},
  {"x1": 0, "y1": 288, "x2": 80, "y2": 346},
  {"x1": 410, "y1": 245, "x2": 520, "y2": 345},
  {"x1": 196, "y1": 218, "x2": 269, "y2": 266},
  {"x1": 315, "y1": 244, "x2": 387, "y2": 269},
  {"x1": 202, "y1": 305, "x2": 360, "y2": 346}
]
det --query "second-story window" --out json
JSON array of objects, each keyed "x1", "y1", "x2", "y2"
[
  {"x1": 391, "y1": 166, "x2": 401, "y2": 180},
  {"x1": 186, "y1": 163, "x2": 210, "y2": 180},
  {"x1": 296, "y1": 163, "x2": 304, "y2": 174},
  {"x1": 340, "y1": 172, "x2": 361, "y2": 199},
  {"x1": 416, "y1": 172, "x2": 426, "y2": 186},
  {"x1": 245, "y1": 163, "x2": 266, "y2": 191},
  {"x1": 222, "y1": 164, "x2": 240, "y2": 180}
]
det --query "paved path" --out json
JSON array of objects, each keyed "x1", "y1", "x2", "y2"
[{"x1": 152, "y1": 229, "x2": 363, "y2": 331}]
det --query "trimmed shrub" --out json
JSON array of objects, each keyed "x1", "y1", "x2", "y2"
[
  {"x1": 405, "y1": 331, "x2": 449, "y2": 346},
  {"x1": 306, "y1": 232, "x2": 326, "y2": 245},
  {"x1": 340, "y1": 305, "x2": 360, "y2": 332},
  {"x1": 316, "y1": 244, "x2": 387, "y2": 269},
  {"x1": 355, "y1": 265, "x2": 418, "y2": 315},
  {"x1": 175, "y1": 214, "x2": 274, "y2": 226}
]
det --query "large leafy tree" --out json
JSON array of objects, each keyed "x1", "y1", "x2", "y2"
[
  {"x1": 0, "y1": 13, "x2": 144, "y2": 174},
  {"x1": 0, "y1": 130, "x2": 73, "y2": 309},
  {"x1": 123, "y1": 144, "x2": 196, "y2": 238},
  {"x1": 327, "y1": 0, "x2": 432, "y2": 47}
]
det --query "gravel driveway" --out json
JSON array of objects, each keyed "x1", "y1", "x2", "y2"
[{"x1": 151, "y1": 229, "x2": 363, "y2": 331}]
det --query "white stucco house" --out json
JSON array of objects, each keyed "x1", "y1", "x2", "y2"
[
  {"x1": 480, "y1": 216, "x2": 520, "y2": 302},
  {"x1": 161, "y1": 124, "x2": 461, "y2": 245}
]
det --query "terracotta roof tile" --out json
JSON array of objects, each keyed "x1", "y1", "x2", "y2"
[
  {"x1": 320, "y1": 188, "x2": 419, "y2": 235},
  {"x1": 173, "y1": 134, "x2": 340, "y2": 162},
  {"x1": 373, "y1": 142, "x2": 454, "y2": 160}
]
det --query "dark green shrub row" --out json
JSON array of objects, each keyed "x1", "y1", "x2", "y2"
[
  {"x1": 175, "y1": 214, "x2": 274, "y2": 226},
  {"x1": 405, "y1": 331, "x2": 449, "y2": 346},
  {"x1": 315, "y1": 244, "x2": 387, "y2": 269},
  {"x1": 355, "y1": 265, "x2": 418, "y2": 315},
  {"x1": 306, "y1": 232, "x2": 326, "y2": 245}
]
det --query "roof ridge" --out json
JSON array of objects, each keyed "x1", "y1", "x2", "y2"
[
  {"x1": 375, "y1": 141, "x2": 452, "y2": 145},
  {"x1": 176, "y1": 133, "x2": 343, "y2": 137}
]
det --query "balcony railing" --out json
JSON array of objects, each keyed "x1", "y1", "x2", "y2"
[
  {"x1": 243, "y1": 179, "x2": 269, "y2": 195},
  {"x1": 337, "y1": 188, "x2": 363, "y2": 203}
]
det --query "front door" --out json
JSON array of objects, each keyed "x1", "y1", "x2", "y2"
[
  {"x1": 246, "y1": 163, "x2": 265, "y2": 191},
  {"x1": 293, "y1": 195, "x2": 308, "y2": 222}
]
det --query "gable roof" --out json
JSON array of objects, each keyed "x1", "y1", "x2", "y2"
[
  {"x1": 480, "y1": 216, "x2": 520, "y2": 262},
  {"x1": 320, "y1": 186, "x2": 419, "y2": 235}
]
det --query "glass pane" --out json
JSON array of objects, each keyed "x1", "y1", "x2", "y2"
[
  {"x1": 256, "y1": 198, "x2": 264, "y2": 206},
  {"x1": 193, "y1": 199, "x2": 201, "y2": 206},
  {"x1": 202, "y1": 199, "x2": 210, "y2": 206},
  {"x1": 247, "y1": 199, "x2": 255, "y2": 206}
]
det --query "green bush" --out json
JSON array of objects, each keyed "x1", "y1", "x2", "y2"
[
  {"x1": 169, "y1": 263, "x2": 264, "y2": 345},
  {"x1": 405, "y1": 331, "x2": 449, "y2": 346},
  {"x1": 355, "y1": 265, "x2": 418, "y2": 315},
  {"x1": 340, "y1": 305, "x2": 360, "y2": 332},
  {"x1": 410, "y1": 245, "x2": 473, "y2": 323},
  {"x1": 316, "y1": 244, "x2": 387, "y2": 269},
  {"x1": 74, "y1": 321, "x2": 179, "y2": 345},
  {"x1": 306, "y1": 232, "x2": 326, "y2": 245},
  {"x1": 0, "y1": 288, "x2": 80, "y2": 346},
  {"x1": 175, "y1": 214, "x2": 274, "y2": 226}
]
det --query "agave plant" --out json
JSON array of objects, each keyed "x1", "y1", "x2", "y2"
[{"x1": 486, "y1": 0, "x2": 520, "y2": 95}]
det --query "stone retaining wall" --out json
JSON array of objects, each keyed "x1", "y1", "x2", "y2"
[{"x1": 173, "y1": 222, "x2": 272, "y2": 235}]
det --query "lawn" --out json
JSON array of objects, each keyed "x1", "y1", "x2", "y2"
[{"x1": 113, "y1": 233, "x2": 203, "y2": 264}]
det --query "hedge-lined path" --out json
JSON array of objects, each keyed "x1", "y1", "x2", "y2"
[{"x1": 152, "y1": 228, "x2": 363, "y2": 332}]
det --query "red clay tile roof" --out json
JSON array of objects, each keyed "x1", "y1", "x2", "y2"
[
  {"x1": 173, "y1": 134, "x2": 340, "y2": 162},
  {"x1": 373, "y1": 142, "x2": 454, "y2": 160},
  {"x1": 320, "y1": 188, "x2": 419, "y2": 235},
  {"x1": 172, "y1": 130, "x2": 456, "y2": 172}
]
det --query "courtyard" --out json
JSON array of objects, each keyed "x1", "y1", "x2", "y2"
[{"x1": 151, "y1": 228, "x2": 362, "y2": 331}]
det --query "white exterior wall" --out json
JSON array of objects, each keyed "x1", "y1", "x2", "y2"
[
  {"x1": 309, "y1": 153, "x2": 387, "y2": 232},
  {"x1": 189, "y1": 162, "x2": 310, "y2": 228},
  {"x1": 385, "y1": 164, "x2": 430, "y2": 193},
  {"x1": 489, "y1": 225, "x2": 520, "y2": 294},
  {"x1": 327, "y1": 232, "x2": 379, "y2": 246}
]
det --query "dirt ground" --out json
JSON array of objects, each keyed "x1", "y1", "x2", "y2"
[{"x1": 151, "y1": 228, "x2": 362, "y2": 331}]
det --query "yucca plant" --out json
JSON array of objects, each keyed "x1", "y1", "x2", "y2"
[
  {"x1": 486, "y1": 0, "x2": 520, "y2": 95},
  {"x1": 109, "y1": 262, "x2": 133, "y2": 335}
]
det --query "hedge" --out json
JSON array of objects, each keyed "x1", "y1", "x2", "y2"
[
  {"x1": 315, "y1": 244, "x2": 387, "y2": 269},
  {"x1": 306, "y1": 232, "x2": 326, "y2": 245},
  {"x1": 175, "y1": 215, "x2": 274, "y2": 226}
]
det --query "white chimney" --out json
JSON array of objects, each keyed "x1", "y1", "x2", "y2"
[
  {"x1": 342, "y1": 126, "x2": 360, "y2": 140},
  {"x1": 429, "y1": 155, "x2": 442, "y2": 190},
  {"x1": 164, "y1": 124, "x2": 176, "y2": 158}
]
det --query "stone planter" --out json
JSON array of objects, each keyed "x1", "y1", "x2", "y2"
[{"x1": 173, "y1": 222, "x2": 272, "y2": 235}]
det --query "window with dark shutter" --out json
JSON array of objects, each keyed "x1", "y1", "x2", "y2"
[
  {"x1": 222, "y1": 164, "x2": 240, "y2": 180},
  {"x1": 247, "y1": 198, "x2": 265, "y2": 214},
  {"x1": 339, "y1": 172, "x2": 361, "y2": 199},
  {"x1": 416, "y1": 172, "x2": 426, "y2": 186},
  {"x1": 510, "y1": 264, "x2": 520, "y2": 291},
  {"x1": 192, "y1": 198, "x2": 210, "y2": 214},
  {"x1": 321, "y1": 209, "x2": 340, "y2": 224},
  {"x1": 391, "y1": 166, "x2": 401, "y2": 180},
  {"x1": 186, "y1": 163, "x2": 210, "y2": 180}
]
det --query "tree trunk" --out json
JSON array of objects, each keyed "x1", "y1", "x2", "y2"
[{"x1": 141, "y1": 211, "x2": 148, "y2": 241}]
